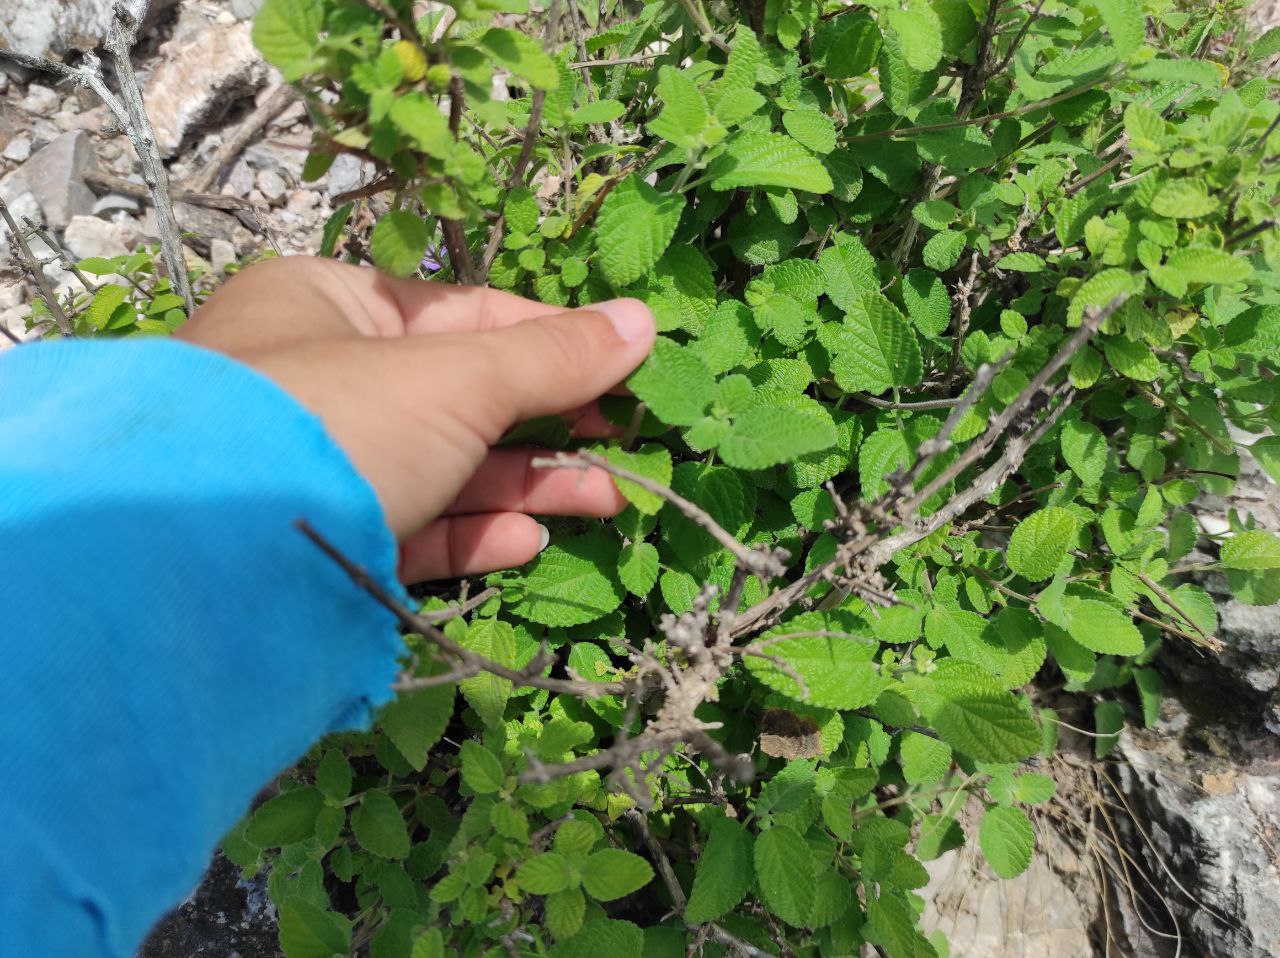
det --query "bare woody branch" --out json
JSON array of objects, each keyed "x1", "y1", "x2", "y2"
[
  {"x1": 533, "y1": 450, "x2": 789, "y2": 578},
  {"x1": 0, "y1": 197, "x2": 75, "y2": 337}
]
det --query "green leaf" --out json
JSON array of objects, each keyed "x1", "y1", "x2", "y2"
[
  {"x1": 246, "y1": 787, "x2": 324, "y2": 848},
  {"x1": 1060, "y1": 419, "x2": 1107, "y2": 484},
  {"x1": 831, "y1": 294, "x2": 923, "y2": 394},
  {"x1": 811, "y1": 12, "x2": 881, "y2": 79},
  {"x1": 820, "y1": 233, "x2": 879, "y2": 311},
  {"x1": 888, "y1": 3, "x2": 943, "y2": 71},
  {"x1": 351, "y1": 789, "x2": 410, "y2": 859},
  {"x1": 410, "y1": 929, "x2": 444, "y2": 958},
  {"x1": 1062, "y1": 598, "x2": 1143, "y2": 655},
  {"x1": 685, "y1": 817, "x2": 754, "y2": 924},
  {"x1": 1103, "y1": 337, "x2": 1160, "y2": 381},
  {"x1": 252, "y1": 0, "x2": 324, "y2": 80},
  {"x1": 606, "y1": 443, "x2": 672, "y2": 515},
  {"x1": 999, "y1": 251, "x2": 1045, "y2": 273},
  {"x1": 1248, "y1": 436, "x2": 1280, "y2": 485},
  {"x1": 708, "y1": 132, "x2": 834, "y2": 193},
  {"x1": 549, "y1": 919, "x2": 643, "y2": 958},
  {"x1": 921, "y1": 680, "x2": 1041, "y2": 763},
  {"x1": 1006, "y1": 507, "x2": 1078, "y2": 581},
  {"x1": 922, "y1": 229, "x2": 965, "y2": 271},
  {"x1": 1094, "y1": 0, "x2": 1144, "y2": 58},
  {"x1": 88, "y1": 284, "x2": 130, "y2": 331},
  {"x1": 782, "y1": 109, "x2": 837, "y2": 154},
  {"x1": 618, "y1": 541, "x2": 659, "y2": 596},
  {"x1": 278, "y1": 898, "x2": 351, "y2": 958},
  {"x1": 1221, "y1": 529, "x2": 1280, "y2": 570},
  {"x1": 460, "y1": 740, "x2": 505, "y2": 794},
  {"x1": 596, "y1": 175, "x2": 686, "y2": 287},
  {"x1": 370, "y1": 211, "x2": 430, "y2": 278},
  {"x1": 627, "y1": 337, "x2": 717, "y2": 427},
  {"x1": 460, "y1": 618, "x2": 517, "y2": 728},
  {"x1": 545, "y1": 887, "x2": 586, "y2": 939},
  {"x1": 1163, "y1": 247, "x2": 1252, "y2": 286},
  {"x1": 902, "y1": 269, "x2": 950, "y2": 336},
  {"x1": 899, "y1": 731, "x2": 952, "y2": 785},
  {"x1": 315, "y1": 750, "x2": 352, "y2": 803},
  {"x1": 580, "y1": 849, "x2": 654, "y2": 901},
  {"x1": 478, "y1": 28, "x2": 560, "y2": 89},
  {"x1": 1013, "y1": 772, "x2": 1056, "y2": 804},
  {"x1": 745, "y1": 614, "x2": 886, "y2": 709},
  {"x1": 719, "y1": 405, "x2": 837, "y2": 469},
  {"x1": 648, "y1": 66, "x2": 709, "y2": 148},
  {"x1": 513, "y1": 530, "x2": 625, "y2": 627},
  {"x1": 518, "y1": 852, "x2": 574, "y2": 894},
  {"x1": 381, "y1": 670, "x2": 454, "y2": 770},
  {"x1": 1131, "y1": 58, "x2": 1223, "y2": 88},
  {"x1": 1150, "y1": 180, "x2": 1217, "y2": 219},
  {"x1": 388, "y1": 92, "x2": 451, "y2": 158},
  {"x1": 573, "y1": 99, "x2": 626, "y2": 125},
  {"x1": 979, "y1": 805, "x2": 1034, "y2": 878},
  {"x1": 1094, "y1": 699, "x2": 1125, "y2": 757},
  {"x1": 753, "y1": 825, "x2": 815, "y2": 928}
]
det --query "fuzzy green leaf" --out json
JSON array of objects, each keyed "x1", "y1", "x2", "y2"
[
  {"x1": 831, "y1": 295, "x2": 923, "y2": 394},
  {"x1": 351, "y1": 789, "x2": 410, "y2": 860},
  {"x1": 1062, "y1": 598, "x2": 1144, "y2": 655},
  {"x1": 708, "y1": 132, "x2": 834, "y2": 193},
  {"x1": 1221, "y1": 529, "x2": 1280, "y2": 570},
  {"x1": 1007, "y1": 508, "x2": 1078, "y2": 581},
  {"x1": 370, "y1": 211, "x2": 430, "y2": 278},
  {"x1": 719, "y1": 405, "x2": 838, "y2": 469},
  {"x1": 513, "y1": 530, "x2": 625, "y2": 627},
  {"x1": 627, "y1": 337, "x2": 717, "y2": 427},
  {"x1": 685, "y1": 817, "x2": 754, "y2": 924},
  {"x1": 596, "y1": 176, "x2": 685, "y2": 287},
  {"x1": 979, "y1": 805, "x2": 1035, "y2": 878},
  {"x1": 753, "y1": 825, "x2": 816, "y2": 928},
  {"x1": 580, "y1": 849, "x2": 654, "y2": 901}
]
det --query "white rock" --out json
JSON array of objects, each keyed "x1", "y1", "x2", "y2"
[
  {"x1": 63, "y1": 214, "x2": 141, "y2": 261},
  {"x1": 145, "y1": 22, "x2": 269, "y2": 158},
  {"x1": 0, "y1": 131, "x2": 96, "y2": 230},
  {"x1": 3, "y1": 137, "x2": 32, "y2": 164},
  {"x1": 229, "y1": 0, "x2": 265, "y2": 19},
  {"x1": 20, "y1": 83, "x2": 61, "y2": 116},
  {"x1": 209, "y1": 238, "x2": 237, "y2": 274},
  {"x1": 92, "y1": 194, "x2": 142, "y2": 218},
  {"x1": 256, "y1": 169, "x2": 288, "y2": 204}
]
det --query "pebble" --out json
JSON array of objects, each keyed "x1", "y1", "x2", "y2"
[
  {"x1": 256, "y1": 169, "x2": 288, "y2": 204},
  {"x1": 210, "y1": 238, "x2": 237, "y2": 274},
  {"x1": 3, "y1": 137, "x2": 32, "y2": 164},
  {"x1": 20, "y1": 84, "x2": 61, "y2": 116}
]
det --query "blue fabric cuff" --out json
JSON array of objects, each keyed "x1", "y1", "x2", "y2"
[{"x1": 0, "y1": 338, "x2": 404, "y2": 956}]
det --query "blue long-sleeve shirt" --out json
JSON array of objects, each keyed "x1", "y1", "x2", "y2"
[{"x1": 0, "y1": 339, "x2": 403, "y2": 956}]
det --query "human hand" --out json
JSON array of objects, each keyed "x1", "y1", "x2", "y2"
[{"x1": 177, "y1": 257, "x2": 655, "y2": 582}]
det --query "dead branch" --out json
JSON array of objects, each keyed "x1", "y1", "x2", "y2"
[
  {"x1": 186, "y1": 85, "x2": 298, "y2": 194},
  {"x1": 533, "y1": 450, "x2": 789, "y2": 577},
  {"x1": 0, "y1": 197, "x2": 75, "y2": 337}
]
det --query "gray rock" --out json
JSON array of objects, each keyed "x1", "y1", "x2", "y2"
[
  {"x1": 325, "y1": 153, "x2": 373, "y2": 198},
  {"x1": 0, "y1": 0, "x2": 179, "y2": 59},
  {"x1": 256, "y1": 169, "x2": 288, "y2": 204},
  {"x1": 92, "y1": 194, "x2": 142, "y2": 218},
  {"x1": 145, "y1": 22, "x2": 269, "y2": 158},
  {"x1": 3, "y1": 136, "x2": 32, "y2": 164},
  {"x1": 209, "y1": 238, "x2": 237, "y2": 274},
  {"x1": 229, "y1": 0, "x2": 266, "y2": 20},
  {"x1": 62, "y1": 214, "x2": 140, "y2": 260},
  {"x1": 20, "y1": 83, "x2": 60, "y2": 117},
  {"x1": 0, "y1": 131, "x2": 95, "y2": 230}
]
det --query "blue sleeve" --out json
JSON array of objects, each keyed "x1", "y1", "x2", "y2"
[{"x1": 0, "y1": 339, "x2": 405, "y2": 957}]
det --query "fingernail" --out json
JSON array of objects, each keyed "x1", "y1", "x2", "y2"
[
  {"x1": 536, "y1": 523, "x2": 550, "y2": 552},
  {"x1": 594, "y1": 298, "x2": 655, "y2": 343}
]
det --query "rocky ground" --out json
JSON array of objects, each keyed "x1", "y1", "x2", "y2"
[
  {"x1": 0, "y1": 0, "x2": 377, "y2": 344},
  {"x1": 3, "y1": 2, "x2": 1279, "y2": 957}
]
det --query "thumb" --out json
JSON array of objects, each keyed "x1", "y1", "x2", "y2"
[{"x1": 471, "y1": 298, "x2": 656, "y2": 434}]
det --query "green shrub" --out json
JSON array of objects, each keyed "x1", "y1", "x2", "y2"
[{"x1": 227, "y1": 0, "x2": 1280, "y2": 955}]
